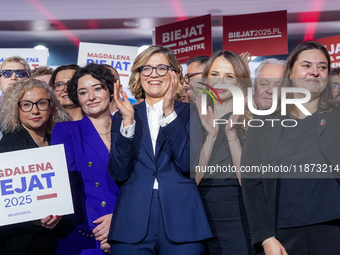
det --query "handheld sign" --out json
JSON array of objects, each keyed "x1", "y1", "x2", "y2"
[
  {"x1": 77, "y1": 42, "x2": 139, "y2": 87},
  {"x1": 314, "y1": 35, "x2": 340, "y2": 69},
  {"x1": 223, "y1": 10, "x2": 288, "y2": 56},
  {"x1": 0, "y1": 48, "x2": 49, "y2": 69},
  {"x1": 155, "y1": 14, "x2": 212, "y2": 63},
  {"x1": 0, "y1": 145, "x2": 73, "y2": 226}
]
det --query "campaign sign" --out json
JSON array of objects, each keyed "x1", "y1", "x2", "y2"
[
  {"x1": 0, "y1": 145, "x2": 73, "y2": 226},
  {"x1": 314, "y1": 35, "x2": 340, "y2": 68},
  {"x1": 223, "y1": 10, "x2": 288, "y2": 56},
  {"x1": 77, "y1": 42, "x2": 139, "y2": 87},
  {"x1": 155, "y1": 14, "x2": 212, "y2": 64},
  {"x1": 0, "y1": 48, "x2": 49, "y2": 69}
]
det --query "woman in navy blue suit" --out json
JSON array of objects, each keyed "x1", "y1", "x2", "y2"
[
  {"x1": 51, "y1": 63, "x2": 119, "y2": 255},
  {"x1": 108, "y1": 45, "x2": 212, "y2": 255}
]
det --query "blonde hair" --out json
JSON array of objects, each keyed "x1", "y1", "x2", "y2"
[
  {"x1": 0, "y1": 78, "x2": 71, "y2": 135},
  {"x1": 0, "y1": 56, "x2": 31, "y2": 76},
  {"x1": 31, "y1": 66, "x2": 54, "y2": 78},
  {"x1": 129, "y1": 45, "x2": 183, "y2": 100}
]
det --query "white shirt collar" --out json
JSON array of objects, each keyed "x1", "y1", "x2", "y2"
[{"x1": 146, "y1": 100, "x2": 164, "y2": 117}]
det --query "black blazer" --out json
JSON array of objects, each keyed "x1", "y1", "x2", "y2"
[
  {"x1": 0, "y1": 128, "x2": 59, "y2": 255},
  {"x1": 241, "y1": 105, "x2": 340, "y2": 247}
]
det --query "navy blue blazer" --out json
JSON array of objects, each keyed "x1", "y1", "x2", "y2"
[
  {"x1": 108, "y1": 100, "x2": 212, "y2": 244},
  {"x1": 51, "y1": 116, "x2": 119, "y2": 230}
]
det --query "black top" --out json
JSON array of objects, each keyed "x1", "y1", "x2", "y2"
[
  {"x1": 0, "y1": 127, "x2": 39, "y2": 152},
  {"x1": 277, "y1": 114, "x2": 340, "y2": 228},
  {"x1": 200, "y1": 112, "x2": 241, "y2": 187},
  {"x1": 0, "y1": 127, "x2": 58, "y2": 255},
  {"x1": 241, "y1": 105, "x2": 340, "y2": 246}
]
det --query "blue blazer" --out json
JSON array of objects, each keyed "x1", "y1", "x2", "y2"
[
  {"x1": 51, "y1": 116, "x2": 119, "y2": 230},
  {"x1": 107, "y1": 101, "x2": 212, "y2": 244}
]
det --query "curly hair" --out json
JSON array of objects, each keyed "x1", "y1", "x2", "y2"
[
  {"x1": 0, "y1": 56, "x2": 31, "y2": 76},
  {"x1": 0, "y1": 78, "x2": 71, "y2": 135},
  {"x1": 49, "y1": 64, "x2": 80, "y2": 88},
  {"x1": 67, "y1": 63, "x2": 115, "y2": 105},
  {"x1": 31, "y1": 66, "x2": 54, "y2": 78},
  {"x1": 129, "y1": 45, "x2": 183, "y2": 100}
]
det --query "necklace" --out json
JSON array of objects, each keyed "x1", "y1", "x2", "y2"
[{"x1": 98, "y1": 129, "x2": 111, "y2": 135}]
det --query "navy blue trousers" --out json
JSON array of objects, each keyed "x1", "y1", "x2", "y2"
[{"x1": 111, "y1": 189, "x2": 206, "y2": 255}]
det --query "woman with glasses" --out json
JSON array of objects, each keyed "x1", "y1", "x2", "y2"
[
  {"x1": 51, "y1": 63, "x2": 119, "y2": 254},
  {"x1": 0, "y1": 78, "x2": 70, "y2": 254},
  {"x1": 0, "y1": 56, "x2": 31, "y2": 94},
  {"x1": 194, "y1": 51, "x2": 253, "y2": 254},
  {"x1": 49, "y1": 64, "x2": 84, "y2": 121},
  {"x1": 0, "y1": 56, "x2": 31, "y2": 140},
  {"x1": 108, "y1": 45, "x2": 212, "y2": 255}
]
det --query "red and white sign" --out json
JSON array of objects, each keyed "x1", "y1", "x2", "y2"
[
  {"x1": 314, "y1": 35, "x2": 340, "y2": 69},
  {"x1": 223, "y1": 11, "x2": 288, "y2": 56},
  {"x1": 155, "y1": 14, "x2": 212, "y2": 64},
  {"x1": 0, "y1": 145, "x2": 73, "y2": 226}
]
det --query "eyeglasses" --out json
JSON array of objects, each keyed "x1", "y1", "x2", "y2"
[
  {"x1": 333, "y1": 84, "x2": 340, "y2": 89},
  {"x1": 18, "y1": 99, "x2": 51, "y2": 112},
  {"x1": 184, "y1": 72, "x2": 203, "y2": 84},
  {"x1": 53, "y1": 81, "x2": 69, "y2": 92},
  {"x1": 0, "y1": 70, "x2": 30, "y2": 79},
  {"x1": 138, "y1": 64, "x2": 174, "y2": 77}
]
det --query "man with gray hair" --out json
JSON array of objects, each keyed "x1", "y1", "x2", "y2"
[{"x1": 253, "y1": 58, "x2": 285, "y2": 110}]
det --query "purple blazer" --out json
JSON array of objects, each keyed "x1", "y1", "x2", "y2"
[{"x1": 51, "y1": 115, "x2": 119, "y2": 254}]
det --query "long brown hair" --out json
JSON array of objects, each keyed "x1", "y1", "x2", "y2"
[{"x1": 202, "y1": 50, "x2": 252, "y2": 139}]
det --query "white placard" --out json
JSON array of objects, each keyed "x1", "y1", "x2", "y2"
[
  {"x1": 0, "y1": 48, "x2": 49, "y2": 69},
  {"x1": 0, "y1": 144, "x2": 73, "y2": 226},
  {"x1": 77, "y1": 42, "x2": 139, "y2": 88}
]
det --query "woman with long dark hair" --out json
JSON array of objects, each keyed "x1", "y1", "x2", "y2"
[
  {"x1": 51, "y1": 63, "x2": 119, "y2": 254},
  {"x1": 242, "y1": 41, "x2": 340, "y2": 255},
  {"x1": 194, "y1": 50, "x2": 253, "y2": 254}
]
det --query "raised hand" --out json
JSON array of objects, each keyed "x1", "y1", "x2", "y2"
[
  {"x1": 113, "y1": 80, "x2": 134, "y2": 126},
  {"x1": 195, "y1": 97, "x2": 218, "y2": 138},
  {"x1": 163, "y1": 70, "x2": 178, "y2": 117}
]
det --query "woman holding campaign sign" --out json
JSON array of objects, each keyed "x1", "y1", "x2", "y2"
[
  {"x1": 0, "y1": 78, "x2": 70, "y2": 254},
  {"x1": 107, "y1": 45, "x2": 212, "y2": 254},
  {"x1": 194, "y1": 50, "x2": 253, "y2": 254},
  {"x1": 51, "y1": 63, "x2": 119, "y2": 254},
  {"x1": 242, "y1": 41, "x2": 340, "y2": 255}
]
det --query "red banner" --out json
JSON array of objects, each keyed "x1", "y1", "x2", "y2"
[
  {"x1": 223, "y1": 10, "x2": 288, "y2": 56},
  {"x1": 314, "y1": 35, "x2": 340, "y2": 69},
  {"x1": 155, "y1": 14, "x2": 212, "y2": 64}
]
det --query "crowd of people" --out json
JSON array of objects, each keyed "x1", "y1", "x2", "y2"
[{"x1": 0, "y1": 41, "x2": 339, "y2": 255}]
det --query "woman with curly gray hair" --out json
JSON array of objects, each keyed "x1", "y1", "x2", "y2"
[{"x1": 0, "y1": 78, "x2": 70, "y2": 255}]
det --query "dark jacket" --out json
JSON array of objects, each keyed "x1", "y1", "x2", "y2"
[
  {"x1": 241, "y1": 105, "x2": 340, "y2": 247},
  {"x1": 0, "y1": 128, "x2": 59, "y2": 255},
  {"x1": 108, "y1": 100, "x2": 212, "y2": 244}
]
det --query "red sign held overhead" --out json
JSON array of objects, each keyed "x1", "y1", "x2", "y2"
[
  {"x1": 223, "y1": 10, "x2": 288, "y2": 56},
  {"x1": 314, "y1": 35, "x2": 340, "y2": 69},
  {"x1": 155, "y1": 14, "x2": 212, "y2": 64}
]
